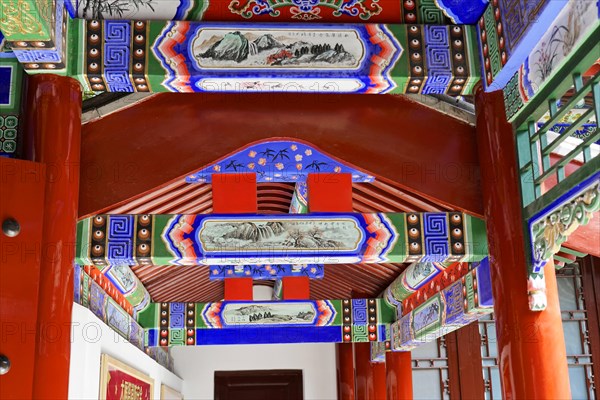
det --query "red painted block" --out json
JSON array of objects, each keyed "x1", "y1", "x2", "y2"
[
  {"x1": 212, "y1": 173, "x2": 257, "y2": 213},
  {"x1": 307, "y1": 173, "x2": 353, "y2": 212},
  {"x1": 282, "y1": 276, "x2": 310, "y2": 300},
  {"x1": 224, "y1": 278, "x2": 254, "y2": 300},
  {"x1": 21, "y1": 75, "x2": 82, "y2": 400}
]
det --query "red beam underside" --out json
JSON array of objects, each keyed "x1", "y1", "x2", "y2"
[{"x1": 79, "y1": 93, "x2": 482, "y2": 218}]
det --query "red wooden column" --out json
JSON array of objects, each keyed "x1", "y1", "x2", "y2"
[
  {"x1": 336, "y1": 342, "x2": 356, "y2": 400},
  {"x1": 307, "y1": 173, "x2": 357, "y2": 399},
  {"x1": 354, "y1": 342, "x2": 387, "y2": 400},
  {"x1": 475, "y1": 89, "x2": 570, "y2": 398},
  {"x1": 212, "y1": 173, "x2": 257, "y2": 300},
  {"x1": 0, "y1": 158, "x2": 46, "y2": 399},
  {"x1": 385, "y1": 352, "x2": 413, "y2": 400},
  {"x1": 20, "y1": 75, "x2": 82, "y2": 398}
]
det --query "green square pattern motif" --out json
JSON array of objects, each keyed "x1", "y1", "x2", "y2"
[{"x1": 0, "y1": 115, "x2": 19, "y2": 154}]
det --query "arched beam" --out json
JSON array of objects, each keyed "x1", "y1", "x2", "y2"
[{"x1": 79, "y1": 93, "x2": 483, "y2": 217}]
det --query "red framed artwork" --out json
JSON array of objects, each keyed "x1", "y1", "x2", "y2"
[{"x1": 99, "y1": 354, "x2": 154, "y2": 400}]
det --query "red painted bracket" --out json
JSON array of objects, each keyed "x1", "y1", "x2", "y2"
[
  {"x1": 212, "y1": 173, "x2": 257, "y2": 213},
  {"x1": 307, "y1": 173, "x2": 353, "y2": 212},
  {"x1": 282, "y1": 276, "x2": 310, "y2": 300}
]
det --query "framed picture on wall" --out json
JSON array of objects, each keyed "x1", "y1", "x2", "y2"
[
  {"x1": 161, "y1": 384, "x2": 184, "y2": 400},
  {"x1": 99, "y1": 354, "x2": 155, "y2": 400}
]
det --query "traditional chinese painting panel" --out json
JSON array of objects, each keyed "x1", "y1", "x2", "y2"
[
  {"x1": 70, "y1": 20, "x2": 480, "y2": 95},
  {"x1": 76, "y1": 212, "x2": 488, "y2": 267}
]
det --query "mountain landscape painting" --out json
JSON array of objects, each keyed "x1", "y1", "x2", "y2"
[
  {"x1": 222, "y1": 302, "x2": 318, "y2": 325},
  {"x1": 198, "y1": 218, "x2": 363, "y2": 252},
  {"x1": 192, "y1": 28, "x2": 365, "y2": 69}
]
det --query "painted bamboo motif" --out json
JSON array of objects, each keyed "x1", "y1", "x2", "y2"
[{"x1": 75, "y1": 212, "x2": 488, "y2": 267}]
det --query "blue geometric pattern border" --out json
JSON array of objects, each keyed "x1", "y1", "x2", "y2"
[{"x1": 209, "y1": 264, "x2": 324, "y2": 280}]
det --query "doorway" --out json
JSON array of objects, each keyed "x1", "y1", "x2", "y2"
[{"x1": 214, "y1": 370, "x2": 303, "y2": 400}]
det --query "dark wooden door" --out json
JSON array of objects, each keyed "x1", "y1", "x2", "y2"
[{"x1": 214, "y1": 370, "x2": 303, "y2": 400}]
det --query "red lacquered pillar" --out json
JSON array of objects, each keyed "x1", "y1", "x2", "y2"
[
  {"x1": 212, "y1": 173, "x2": 257, "y2": 301},
  {"x1": 307, "y1": 173, "x2": 357, "y2": 400},
  {"x1": 354, "y1": 342, "x2": 386, "y2": 400},
  {"x1": 475, "y1": 89, "x2": 570, "y2": 399},
  {"x1": 21, "y1": 75, "x2": 82, "y2": 399},
  {"x1": 386, "y1": 351, "x2": 413, "y2": 400},
  {"x1": 336, "y1": 343, "x2": 356, "y2": 400}
]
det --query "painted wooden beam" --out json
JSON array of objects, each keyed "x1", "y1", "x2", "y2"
[
  {"x1": 386, "y1": 351, "x2": 413, "y2": 400},
  {"x1": 81, "y1": 265, "x2": 135, "y2": 316},
  {"x1": 139, "y1": 298, "x2": 394, "y2": 346},
  {"x1": 477, "y1": 0, "x2": 599, "y2": 93},
  {"x1": 63, "y1": 20, "x2": 480, "y2": 95},
  {"x1": 370, "y1": 340, "x2": 390, "y2": 363},
  {"x1": 383, "y1": 261, "x2": 448, "y2": 316},
  {"x1": 75, "y1": 212, "x2": 488, "y2": 267},
  {"x1": 290, "y1": 182, "x2": 309, "y2": 214},
  {"x1": 7, "y1": 0, "x2": 69, "y2": 72},
  {"x1": 390, "y1": 258, "x2": 493, "y2": 351},
  {"x1": 0, "y1": 0, "x2": 55, "y2": 45},
  {"x1": 65, "y1": 0, "x2": 487, "y2": 24},
  {"x1": 212, "y1": 172, "x2": 257, "y2": 301}
]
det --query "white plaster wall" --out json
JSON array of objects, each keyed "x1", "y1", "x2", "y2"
[
  {"x1": 171, "y1": 343, "x2": 337, "y2": 400},
  {"x1": 68, "y1": 303, "x2": 183, "y2": 399},
  {"x1": 171, "y1": 285, "x2": 337, "y2": 400}
]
